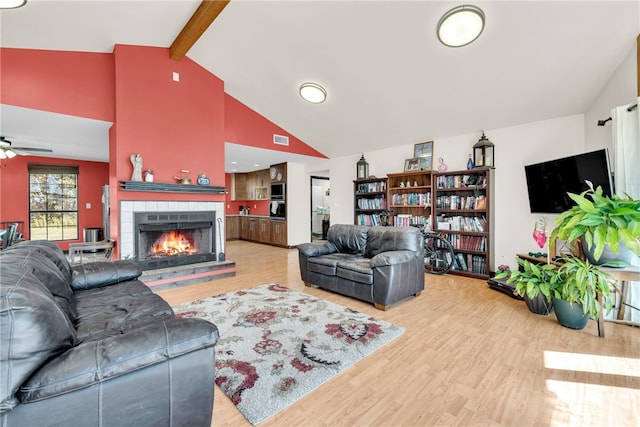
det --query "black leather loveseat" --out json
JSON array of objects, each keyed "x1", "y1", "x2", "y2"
[
  {"x1": 0, "y1": 240, "x2": 219, "y2": 427},
  {"x1": 298, "y1": 224, "x2": 424, "y2": 310}
]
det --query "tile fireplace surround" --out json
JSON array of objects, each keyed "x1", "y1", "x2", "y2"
[{"x1": 119, "y1": 200, "x2": 225, "y2": 260}]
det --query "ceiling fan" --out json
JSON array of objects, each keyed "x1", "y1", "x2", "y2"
[{"x1": 0, "y1": 136, "x2": 53, "y2": 159}]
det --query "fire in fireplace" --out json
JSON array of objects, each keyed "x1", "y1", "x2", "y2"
[
  {"x1": 134, "y1": 211, "x2": 216, "y2": 270},
  {"x1": 149, "y1": 230, "x2": 199, "y2": 257}
]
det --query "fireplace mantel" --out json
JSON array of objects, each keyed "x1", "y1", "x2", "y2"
[{"x1": 120, "y1": 180, "x2": 226, "y2": 194}]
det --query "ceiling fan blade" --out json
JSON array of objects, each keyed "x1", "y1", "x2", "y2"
[{"x1": 11, "y1": 146, "x2": 53, "y2": 153}]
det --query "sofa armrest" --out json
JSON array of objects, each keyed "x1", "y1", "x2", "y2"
[
  {"x1": 71, "y1": 260, "x2": 142, "y2": 290},
  {"x1": 17, "y1": 317, "x2": 219, "y2": 403},
  {"x1": 297, "y1": 241, "x2": 337, "y2": 257},
  {"x1": 370, "y1": 250, "x2": 420, "y2": 267}
]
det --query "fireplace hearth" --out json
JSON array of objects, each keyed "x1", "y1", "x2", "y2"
[{"x1": 135, "y1": 211, "x2": 216, "y2": 270}]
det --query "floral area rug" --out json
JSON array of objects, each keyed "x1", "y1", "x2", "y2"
[{"x1": 173, "y1": 284, "x2": 405, "y2": 425}]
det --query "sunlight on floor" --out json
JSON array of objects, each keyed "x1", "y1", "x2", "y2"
[
  {"x1": 544, "y1": 351, "x2": 640, "y2": 426},
  {"x1": 544, "y1": 351, "x2": 640, "y2": 377}
]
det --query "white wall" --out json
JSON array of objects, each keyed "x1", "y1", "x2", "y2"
[
  {"x1": 293, "y1": 115, "x2": 584, "y2": 272},
  {"x1": 585, "y1": 44, "x2": 637, "y2": 157}
]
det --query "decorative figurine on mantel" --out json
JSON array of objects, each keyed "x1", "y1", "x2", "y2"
[
  {"x1": 197, "y1": 173, "x2": 210, "y2": 186},
  {"x1": 130, "y1": 154, "x2": 143, "y2": 181}
]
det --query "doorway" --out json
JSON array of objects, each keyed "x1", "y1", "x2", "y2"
[{"x1": 310, "y1": 176, "x2": 330, "y2": 241}]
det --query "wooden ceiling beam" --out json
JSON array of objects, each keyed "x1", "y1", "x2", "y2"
[{"x1": 170, "y1": 0, "x2": 231, "y2": 61}]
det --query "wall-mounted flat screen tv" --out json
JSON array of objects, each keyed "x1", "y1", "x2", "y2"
[{"x1": 524, "y1": 148, "x2": 614, "y2": 214}]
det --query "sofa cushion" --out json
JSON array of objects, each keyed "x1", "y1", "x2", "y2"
[
  {"x1": 4, "y1": 240, "x2": 72, "y2": 283},
  {"x1": 365, "y1": 226, "x2": 422, "y2": 258},
  {"x1": 307, "y1": 253, "x2": 364, "y2": 276},
  {"x1": 336, "y1": 260, "x2": 373, "y2": 285},
  {"x1": 71, "y1": 260, "x2": 142, "y2": 290},
  {"x1": 327, "y1": 224, "x2": 369, "y2": 255},
  {"x1": 0, "y1": 267, "x2": 76, "y2": 415},
  {"x1": 0, "y1": 251, "x2": 77, "y2": 323},
  {"x1": 74, "y1": 282, "x2": 174, "y2": 342}
]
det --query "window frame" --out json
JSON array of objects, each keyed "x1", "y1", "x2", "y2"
[{"x1": 28, "y1": 164, "x2": 79, "y2": 241}]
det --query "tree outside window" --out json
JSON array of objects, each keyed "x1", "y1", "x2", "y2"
[{"x1": 29, "y1": 165, "x2": 79, "y2": 241}]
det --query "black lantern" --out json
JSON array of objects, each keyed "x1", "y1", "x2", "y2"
[
  {"x1": 473, "y1": 131, "x2": 495, "y2": 168},
  {"x1": 356, "y1": 155, "x2": 369, "y2": 179}
]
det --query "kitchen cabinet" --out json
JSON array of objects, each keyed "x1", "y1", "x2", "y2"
[
  {"x1": 232, "y1": 169, "x2": 271, "y2": 201},
  {"x1": 225, "y1": 216, "x2": 240, "y2": 240},
  {"x1": 247, "y1": 217, "x2": 258, "y2": 241},
  {"x1": 239, "y1": 216, "x2": 250, "y2": 240},
  {"x1": 270, "y1": 220, "x2": 287, "y2": 247},
  {"x1": 231, "y1": 173, "x2": 248, "y2": 201},
  {"x1": 258, "y1": 217, "x2": 271, "y2": 243}
]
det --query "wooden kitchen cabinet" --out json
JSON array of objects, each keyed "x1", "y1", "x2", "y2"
[
  {"x1": 258, "y1": 217, "x2": 271, "y2": 243},
  {"x1": 247, "y1": 217, "x2": 259, "y2": 241},
  {"x1": 231, "y1": 173, "x2": 248, "y2": 201},
  {"x1": 270, "y1": 220, "x2": 287, "y2": 247},
  {"x1": 239, "y1": 216, "x2": 250, "y2": 240},
  {"x1": 225, "y1": 216, "x2": 240, "y2": 240}
]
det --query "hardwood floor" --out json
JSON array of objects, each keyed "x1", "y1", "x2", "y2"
[{"x1": 157, "y1": 241, "x2": 640, "y2": 427}]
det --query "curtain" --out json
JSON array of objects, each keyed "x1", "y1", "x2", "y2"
[{"x1": 611, "y1": 97, "x2": 640, "y2": 323}]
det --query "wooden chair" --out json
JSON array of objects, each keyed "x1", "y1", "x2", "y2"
[{"x1": 68, "y1": 239, "x2": 116, "y2": 265}]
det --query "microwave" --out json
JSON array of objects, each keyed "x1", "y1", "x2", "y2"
[{"x1": 270, "y1": 183, "x2": 285, "y2": 200}]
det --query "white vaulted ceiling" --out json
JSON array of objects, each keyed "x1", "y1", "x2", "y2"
[{"x1": 0, "y1": 0, "x2": 638, "y2": 168}]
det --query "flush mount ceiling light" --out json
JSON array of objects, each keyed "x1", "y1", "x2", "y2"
[
  {"x1": 299, "y1": 83, "x2": 327, "y2": 104},
  {"x1": 0, "y1": 0, "x2": 27, "y2": 9},
  {"x1": 437, "y1": 4, "x2": 485, "y2": 47}
]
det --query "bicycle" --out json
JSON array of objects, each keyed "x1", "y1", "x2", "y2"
[{"x1": 423, "y1": 229, "x2": 455, "y2": 275}]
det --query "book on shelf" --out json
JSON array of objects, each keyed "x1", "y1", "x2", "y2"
[
  {"x1": 357, "y1": 181, "x2": 386, "y2": 193},
  {"x1": 357, "y1": 197, "x2": 386, "y2": 210}
]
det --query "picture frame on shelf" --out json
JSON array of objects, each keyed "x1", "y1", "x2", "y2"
[
  {"x1": 414, "y1": 141, "x2": 434, "y2": 159},
  {"x1": 404, "y1": 157, "x2": 431, "y2": 172}
]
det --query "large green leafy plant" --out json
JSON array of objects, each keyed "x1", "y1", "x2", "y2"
[
  {"x1": 549, "y1": 181, "x2": 640, "y2": 262},
  {"x1": 552, "y1": 256, "x2": 614, "y2": 319},
  {"x1": 495, "y1": 257, "x2": 560, "y2": 301}
]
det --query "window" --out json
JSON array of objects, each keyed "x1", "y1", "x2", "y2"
[{"x1": 29, "y1": 165, "x2": 79, "y2": 241}]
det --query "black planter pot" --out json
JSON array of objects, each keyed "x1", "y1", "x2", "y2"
[
  {"x1": 552, "y1": 297, "x2": 590, "y2": 330},
  {"x1": 581, "y1": 238, "x2": 635, "y2": 266},
  {"x1": 524, "y1": 293, "x2": 554, "y2": 315}
]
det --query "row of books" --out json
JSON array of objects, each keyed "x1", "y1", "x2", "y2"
[
  {"x1": 356, "y1": 181, "x2": 386, "y2": 193},
  {"x1": 435, "y1": 173, "x2": 487, "y2": 189},
  {"x1": 357, "y1": 197, "x2": 386, "y2": 210},
  {"x1": 393, "y1": 214, "x2": 429, "y2": 227},
  {"x1": 356, "y1": 214, "x2": 384, "y2": 226},
  {"x1": 452, "y1": 253, "x2": 487, "y2": 274},
  {"x1": 390, "y1": 192, "x2": 431, "y2": 207},
  {"x1": 445, "y1": 234, "x2": 486, "y2": 251},
  {"x1": 437, "y1": 215, "x2": 487, "y2": 232},
  {"x1": 435, "y1": 195, "x2": 486, "y2": 210}
]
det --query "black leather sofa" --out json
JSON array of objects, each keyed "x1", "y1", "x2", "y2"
[
  {"x1": 298, "y1": 224, "x2": 424, "y2": 310},
  {"x1": 0, "y1": 240, "x2": 219, "y2": 427}
]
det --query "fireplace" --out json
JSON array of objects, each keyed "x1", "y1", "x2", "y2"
[{"x1": 135, "y1": 211, "x2": 216, "y2": 270}]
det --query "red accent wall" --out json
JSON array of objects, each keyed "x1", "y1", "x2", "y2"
[
  {"x1": 225, "y1": 94, "x2": 327, "y2": 158},
  {"x1": 107, "y1": 45, "x2": 227, "y2": 249},
  {"x1": 1, "y1": 46, "x2": 326, "y2": 254},
  {"x1": 0, "y1": 155, "x2": 109, "y2": 251},
  {"x1": 0, "y1": 48, "x2": 114, "y2": 121}
]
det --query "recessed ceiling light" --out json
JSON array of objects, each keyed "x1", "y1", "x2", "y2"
[
  {"x1": 0, "y1": 0, "x2": 27, "y2": 9},
  {"x1": 437, "y1": 5, "x2": 485, "y2": 48},
  {"x1": 231, "y1": 161, "x2": 237, "y2": 164},
  {"x1": 299, "y1": 82, "x2": 327, "y2": 104}
]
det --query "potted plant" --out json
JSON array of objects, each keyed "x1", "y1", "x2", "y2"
[
  {"x1": 549, "y1": 180, "x2": 640, "y2": 265},
  {"x1": 550, "y1": 255, "x2": 615, "y2": 330},
  {"x1": 495, "y1": 257, "x2": 559, "y2": 315}
]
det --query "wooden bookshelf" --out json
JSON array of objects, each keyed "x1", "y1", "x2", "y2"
[
  {"x1": 433, "y1": 168, "x2": 494, "y2": 279},
  {"x1": 354, "y1": 177, "x2": 388, "y2": 226},
  {"x1": 386, "y1": 171, "x2": 432, "y2": 228}
]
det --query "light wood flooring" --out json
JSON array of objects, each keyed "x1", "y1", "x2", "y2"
[{"x1": 157, "y1": 240, "x2": 640, "y2": 427}]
